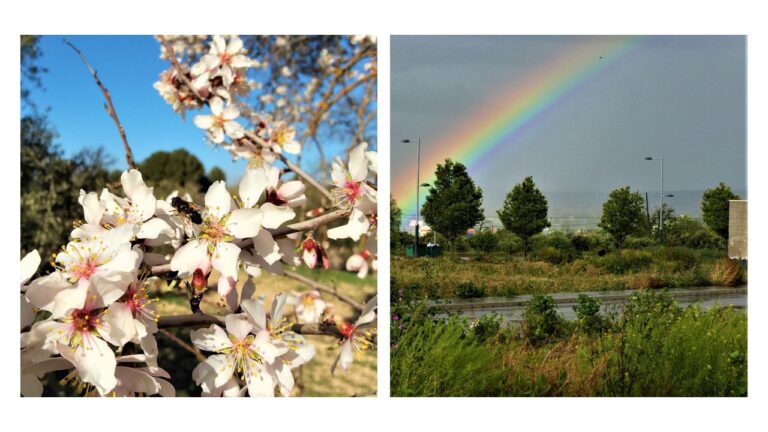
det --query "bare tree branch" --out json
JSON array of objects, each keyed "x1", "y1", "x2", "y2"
[{"x1": 63, "y1": 39, "x2": 136, "y2": 170}]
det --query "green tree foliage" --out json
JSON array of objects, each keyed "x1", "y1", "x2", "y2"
[
  {"x1": 20, "y1": 36, "x2": 113, "y2": 260},
  {"x1": 21, "y1": 35, "x2": 47, "y2": 107},
  {"x1": 20, "y1": 115, "x2": 112, "y2": 259},
  {"x1": 469, "y1": 229, "x2": 498, "y2": 253},
  {"x1": 139, "y1": 149, "x2": 209, "y2": 199},
  {"x1": 207, "y1": 166, "x2": 227, "y2": 183},
  {"x1": 421, "y1": 158, "x2": 485, "y2": 243},
  {"x1": 701, "y1": 182, "x2": 740, "y2": 239},
  {"x1": 497, "y1": 176, "x2": 550, "y2": 255},
  {"x1": 390, "y1": 196, "x2": 403, "y2": 250},
  {"x1": 665, "y1": 215, "x2": 725, "y2": 250},
  {"x1": 599, "y1": 186, "x2": 645, "y2": 248}
]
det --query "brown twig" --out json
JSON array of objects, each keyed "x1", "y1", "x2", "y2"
[
  {"x1": 157, "y1": 328, "x2": 207, "y2": 362},
  {"x1": 63, "y1": 39, "x2": 136, "y2": 170},
  {"x1": 283, "y1": 270, "x2": 364, "y2": 312}
]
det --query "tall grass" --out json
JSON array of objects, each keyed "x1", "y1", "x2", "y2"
[{"x1": 391, "y1": 291, "x2": 747, "y2": 397}]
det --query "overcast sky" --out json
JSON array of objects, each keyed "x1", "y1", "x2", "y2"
[{"x1": 391, "y1": 36, "x2": 746, "y2": 223}]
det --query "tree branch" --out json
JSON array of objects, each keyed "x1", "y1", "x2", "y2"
[
  {"x1": 157, "y1": 313, "x2": 344, "y2": 338},
  {"x1": 283, "y1": 270, "x2": 364, "y2": 312},
  {"x1": 157, "y1": 328, "x2": 206, "y2": 362},
  {"x1": 64, "y1": 39, "x2": 136, "y2": 170}
]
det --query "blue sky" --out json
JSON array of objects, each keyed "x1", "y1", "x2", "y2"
[{"x1": 23, "y1": 35, "x2": 359, "y2": 183}]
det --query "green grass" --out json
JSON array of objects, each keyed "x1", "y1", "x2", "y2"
[
  {"x1": 392, "y1": 246, "x2": 744, "y2": 299},
  {"x1": 391, "y1": 291, "x2": 747, "y2": 397}
]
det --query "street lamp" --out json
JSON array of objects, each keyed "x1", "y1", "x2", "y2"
[
  {"x1": 644, "y1": 156, "x2": 665, "y2": 243},
  {"x1": 402, "y1": 138, "x2": 422, "y2": 257}
]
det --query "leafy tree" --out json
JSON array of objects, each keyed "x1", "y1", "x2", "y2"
[
  {"x1": 139, "y1": 149, "x2": 208, "y2": 198},
  {"x1": 21, "y1": 35, "x2": 47, "y2": 108},
  {"x1": 390, "y1": 196, "x2": 403, "y2": 250},
  {"x1": 207, "y1": 166, "x2": 227, "y2": 183},
  {"x1": 599, "y1": 186, "x2": 645, "y2": 248},
  {"x1": 497, "y1": 176, "x2": 550, "y2": 255},
  {"x1": 20, "y1": 116, "x2": 112, "y2": 259},
  {"x1": 701, "y1": 182, "x2": 740, "y2": 239},
  {"x1": 421, "y1": 159, "x2": 485, "y2": 243}
]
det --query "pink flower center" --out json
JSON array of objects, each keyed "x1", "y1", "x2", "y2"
[
  {"x1": 71, "y1": 256, "x2": 99, "y2": 280},
  {"x1": 219, "y1": 52, "x2": 233, "y2": 65},
  {"x1": 342, "y1": 180, "x2": 363, "y2": 204}
]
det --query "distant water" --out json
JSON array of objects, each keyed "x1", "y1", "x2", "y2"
[{"x1": 483, "y1": 189, "x2": 747, "y2": 231}]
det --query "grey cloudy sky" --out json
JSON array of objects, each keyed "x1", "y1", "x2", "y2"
[{"x1": 391, "y1": 36, "x2": 746, "y2": 224}]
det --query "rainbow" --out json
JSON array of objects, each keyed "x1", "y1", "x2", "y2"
[{"x1": 392, "y1": 36, "x2": 648, "y2": 222}]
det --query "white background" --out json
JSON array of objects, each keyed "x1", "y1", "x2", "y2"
[{"x1": 2, "y1": 0, "x2": 766, "y2": 431}]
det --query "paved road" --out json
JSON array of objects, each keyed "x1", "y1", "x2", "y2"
[{"x1": 429, "y1": 286, "x2": 747, "y2": 323}]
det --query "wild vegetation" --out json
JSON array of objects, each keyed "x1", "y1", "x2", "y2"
[{"x1": 391, "y1": 290, "x2": 747, "y2": 397}]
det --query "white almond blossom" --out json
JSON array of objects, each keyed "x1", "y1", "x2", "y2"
[
  {"x1": 241, "y1": 294, "x2": 316, "y2": 396},
  {"x1": 332, "y1": 296, "x2": 377, "y2": 375},
  {"x1": 328, "y1": 143, "x2": 377, "y2": 241},
  {"x1": 21, "y1": 250, "x2": 41, "y2": 330},
  {"x1": 268, "y1": 121, "x2": 301, "y2": 155},
  {"x1": 193, "y1": 97, "x2": 245, "y2": 144},
  {"x1": 191, "y1": 314, "x2": 285, "y2": 397},
  {"x1": 34, "y1": 290, "x2": 135, "y2": 395},
  {"x1": 170, "y1": 180, "x2": 263, "y2": 296},
  {"x1": 26, "y1": 224, "x2": 141, "y2": 319},
  {"x1": 287, "y1": 290, "x2": 329, "y2": 324},
  {"x1": 346, "y1": 251, "x2": 372, "y2": 279}
]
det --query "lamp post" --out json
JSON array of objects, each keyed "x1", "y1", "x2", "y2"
[
  {"x1": 402, "y1": 138, "x2": 422, "y2": 257},
  {"x1": 644, "y1": 156, "x2": 665, "y2": 243}
]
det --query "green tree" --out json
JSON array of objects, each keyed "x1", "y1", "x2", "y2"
[
  {"x1": 207, "y1": 166, "x2": 227, "y2": 183},
  {"x1": 421, "y1": 159, "x2": 485, "y2": 243},
  {"x1": 497, "y1": 176, "x2": 550, "y2": 255},
  {"x1": 470, "y1": 229, "x2": 499, "y2": 253},
  {"x1": 599, "y1": 186, "x2": 645, "y2": 248},
  {"x1": 701, "y1": 182, "x2": 740, "y2": 239},
  {"x1": 139, "y1": 149, "x2": 208, "y2": 198},
  {"x1": 391, "y1": 196, "x2": 403, "y2": 250}
]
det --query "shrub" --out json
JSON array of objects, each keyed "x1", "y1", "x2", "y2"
[
  {"x1": 522, "y1": 293, "x2": 563, "y2": 345},
  {"x1": 470, "y1": 313, "x2": 503, "y2": 341},
  {"x1": 606, "y1": 291, "x2": 747, "y2": 396},
  {"x1": 709, "y1": 258, "x2": 742, "y2": 287},
  {"x1": 455, "y1": 281, "x2": 485, "y2": 298},
  {"x1": 470, "y1": 230, "x2": 499, "y2": 253},
  {"x1": 592, "y1": 249, "x2": 653, "y2": 274},
  {"x1": 665, "y1": 215, "x2": 725, "y2": 250},
  {"x1": 623, "y1": 235, "x2": 656, "y2": 249},
  {"x1": 531, "y1": 232, "x2": 579, "y2": 264},
  {"x1": 573, "y1": 294, "x2": 606, "y2": 334},
  {"x1": 497, "y1": 230, "x2": 524, "y2": 255}
]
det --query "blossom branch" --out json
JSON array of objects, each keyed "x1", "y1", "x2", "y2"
[
  {"x1": 241, "y1": 130, "x2": 333, "y2": 202},
  {"x1": 157, "y1": 313, "x2": 344, "y2": 338},
  {"x1": 283, "y1": 270, "x2": 364, "y2": 312},
  {"x1": 156, "y1": 37, "x2": 334, "y2": 203},
  {"x1": 63, "y1": 39, "x2": 137, "y2": 170}
]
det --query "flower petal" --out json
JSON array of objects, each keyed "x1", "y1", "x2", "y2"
[
  {"x1": 204, "y1": 181, "x2": 232, "y2": 219},
  {"x1": 260, "y1": 203, "x2": 295, "y2": 229},
  {"x1": 239, "y1": 168, "x2": 269, "y2": 208},
  {"x1": 226, "y1": 208, "x2": 263, "y2": 239},
  {"x1": 348, "y1": 142, "x2": 369, "y2": 182},
  {"x1": 21, "y1": 249, "x2": 41, "y2": 285},
  {"x1": 191, "y1": 324, "x2": 232, "y2": 352},
  {"x1": 170, "y1": 240, "x2": 209, "y2": 277},
  {"x1": 252, "y1": 230, "x2": 281, "y2": 265}
]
